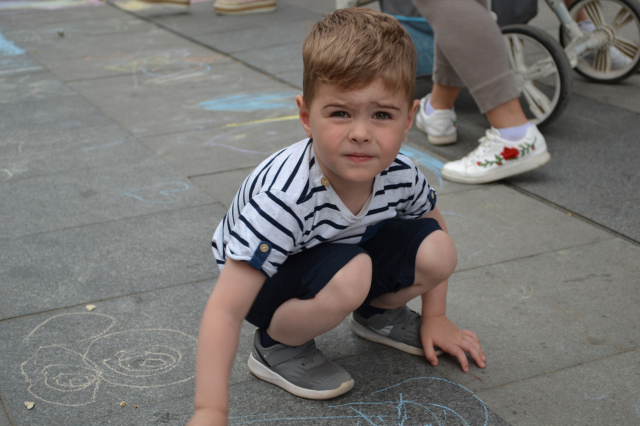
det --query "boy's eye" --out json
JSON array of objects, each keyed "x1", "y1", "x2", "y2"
[
  {"x1": 374, "y1": 112, "x2": 391, "y2": 120},
  {"x1": 331, "y1": 111, "x2": 349, "y2": 118}
]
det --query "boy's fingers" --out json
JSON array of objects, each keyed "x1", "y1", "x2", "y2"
[
  {"x1": 424, "y1": 339, "x2": 439, "y2": 366},
  {"x1": 462, "y1": 329, "x2": 480, "y2": 343},
  {"x1": 453, "y1": 348, "x2": 469, "y2": 372}
]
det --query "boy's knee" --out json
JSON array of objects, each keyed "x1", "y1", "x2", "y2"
[
  {"x1": 416, "y1": 230, "x2": 457, "y2": 282},
  {"x1": 329, "y1": 253, "x2": 372, "y2": 309}
]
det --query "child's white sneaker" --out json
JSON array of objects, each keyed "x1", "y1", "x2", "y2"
[
  {"x1": 414, "y1": 94, "x2": 457, "y2": 146},
  {"x1": 441, "y1": 125, "x2": 550, "y2": 184}
]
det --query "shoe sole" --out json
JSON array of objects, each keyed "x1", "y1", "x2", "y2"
[
  {"x1": 414, "y1": 114, "x2": 457, "y2": 146},
  {"x1": 214, "y1": 0, "x2": 276, "y2": 14},
  {"x1": 442, "y1": 151, "x2": 551, "y2": 184},
  {"x1": 114, "y1": 0, "x2": 189, "y2": 9},
  {"x1": 349, "y1": 315, "x2": 444, "y2": 357},
  {"x1": 248, "y1": 353, "x2": 354, "y2": 400}
]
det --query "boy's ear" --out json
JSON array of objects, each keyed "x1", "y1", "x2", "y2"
[
  {"x1": 404, "y1": 99, "x2": 421, "y2": 136},
  {"x1": 296, "y1": 94, "x2": 313, "y2": 138}
]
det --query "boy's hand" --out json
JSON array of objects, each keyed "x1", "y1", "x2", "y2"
[
  {"x1": 420, "y1": 314, "x2": 485, "y2": 372},
  {"x1": 187, "y1": 408, "x2": 227, "y2": 426}
]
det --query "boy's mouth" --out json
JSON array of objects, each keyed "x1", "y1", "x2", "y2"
[{"x1": 345, "y1": 153, "x2": 373, "y2": 163}]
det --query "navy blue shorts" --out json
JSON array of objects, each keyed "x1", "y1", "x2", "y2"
[{"x1": 246, "y1": 218, "x2": 442, "y2": 329}]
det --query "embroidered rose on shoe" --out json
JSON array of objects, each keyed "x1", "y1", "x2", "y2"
[
  {"x1": 477, "y1": 139, "x2": 537, "y2": 168},
  {"x1": 500, "y1": 147, "x2": 519, "y2": 160}
]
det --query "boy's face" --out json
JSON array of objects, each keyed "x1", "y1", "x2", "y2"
[{"x1": 297, "y1": 80, "x2": 420, "y2": 193}]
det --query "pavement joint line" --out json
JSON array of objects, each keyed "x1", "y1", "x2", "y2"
[
  {"x1": 0, "y1": 202, "x2": 218, "y2": 243},
  {"x1": 0, "y1": 395, "x2": 14, "y2": 426},
  {"x1": 0, "y1": 276, "x2": 216, "y2": 324},
  {"x1": 502, "y1": 181, "x2": 640, "y2": 247},
  {"x1": 451, "y1": 236, "x2": 617, "y2": 274},
  {"x1": 188, "y1": 165, "x2": 257, "y2": 179},
  {"x1": 474, "y1": 347, "x2": 638, "y2": 396},
  {"x1": 104, "y1": 1, "x2": 303, "y2": 90}
]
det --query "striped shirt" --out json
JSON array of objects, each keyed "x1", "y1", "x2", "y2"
[{"x1": 212, "y1": 138, "x2": 436, "y2": 277}]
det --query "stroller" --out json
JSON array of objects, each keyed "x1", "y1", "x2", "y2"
[{"x1": 379, "y1": 0, "x2": 640, "y2": 127}]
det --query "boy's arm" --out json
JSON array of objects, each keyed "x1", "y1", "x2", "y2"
[
  {"x1": 419, "y1": 206, "x2": 486, "y2": 372},
  {"x1": 188, "y1": 258, "x2": 266, "y2": 426}
]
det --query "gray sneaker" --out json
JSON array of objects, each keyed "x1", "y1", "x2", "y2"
[
  {"x1": 349, "y1": 305, "x2": 444, "y2": 356},
  {"x1": 247, "y1": 330, "x2": 354, "y2": 399}
]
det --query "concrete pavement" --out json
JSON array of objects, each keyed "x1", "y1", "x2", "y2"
[{"x1": 1, "y1": 1, "x2": 639, "y2": 425}]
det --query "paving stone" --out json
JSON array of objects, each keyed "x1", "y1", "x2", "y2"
[
  {"x1": 137, "y1": 116, "x2": 305, "y2": 177},
  {"x1": 0, "y1": 407, "x2": 10, "y2": 426},
  {"x1": 0, "y1": 94, "x2": 114, "y2": 133},
  {"x1": 477, "y1": 349, "x2": 640, "y2": 426},
  {"x1": 0, "y1": 2, "x2": 114, "y2": 22},
  {"x1": 1, "y1": 10, "x2": 156, "y2": 47},
  {"x1": 507, "y1": 97, "x2": 640, "y2": 242},
  {"x1": 150, "y1": 1, "x2": 320, "y2": 37},
  {"x1": 228, "y1": 348, "x2": 508, "y2": 426},
  {"x1": 0, "y1": 127, "x2": 152, "y2": 183},
  {"x1": 0, "y1": 204, "x2": 223, "y2": 319},
  {"x1": 196, "y1": 20, "x2": 311, "y2": 54},
  {"x1": 45, "y1": 36, "x2": 231, "y2": 83},
  {"x1": 0, "y1": 281, "x2": 211, "y2": 426},
  {"x1": 69, "y1": 396, "x2": 195, "y2": 425},
  {"x1": 275, "y1": 68, "x2": 303, "y2": 89},
  {"x1": 408, "y1": 238, "x2": 640, "y2": 392},
  {"x1": 0, "y1": 156, "x2": 213, "y2": 238},
  {"x1": 233, "y1": 42, "x2": 304, "y2": 75},
  {"x1": 436, "y1": 185, "x2": 613, "y2": 272},
  {"x1": 190, "y1": 167, "x2": 254, "y2": 210},
  {"x1": 0, "y1": 69, "x2": 77, "y2": 102},
  {"x1": 68, "y1": 61, "x2": 300, "y2": 137},
  {"x1": 572, "y1": 74, "x2": 640, "y2": 115}
]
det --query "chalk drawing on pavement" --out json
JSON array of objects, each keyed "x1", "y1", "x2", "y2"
[
  {"x1": 228, "y1": 377, "x2": 489, "y2": 426},
  {"x1": 399, "y1": 145, "x2": 444, "y2": 189},
  {"x1": 88, "y1": 49, "x2": 226, "y2": 85},
  {"x1": 123, "y1": 181, "x2": 189, "y2": 204},
  {"x1": 20, "y1": 312, "x2": 196, "y2": 407},
  {"x1": 197, "y1": 91, "x2": 300, "y2": 112}
]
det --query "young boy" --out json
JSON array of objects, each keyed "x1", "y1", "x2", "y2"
[{"x1": 188, "y1": 9, "x2": 485, "y2": 425}]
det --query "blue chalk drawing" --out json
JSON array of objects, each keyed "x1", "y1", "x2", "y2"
[
  {"x1": 228, "y1": 377, "x2": 488, "y2": 425},
  {"x1": 197, "y1": 91, "x2": 300, "y2": 111},
  {"x1": 123, "y1": 182, "x2": 189, "y2": 204},
  {"x1": 635, "y1": 397, "x2": 640, "y2": 416},
  {"x1": 0, "y1": 30, "x2": 25, "y2": 56},
  {"x1": 77, "y1": 138, "x2": 125, "y2": 152},
  {"x1": 399, "y1": 145, "x2": 444, "y2": 188}
]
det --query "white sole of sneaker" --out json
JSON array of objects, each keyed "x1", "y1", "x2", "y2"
[
  {"x1": 348, "y1": 315, "x2": 444, "y2": 357},
  {"x1": 427, "y1": 133, "x2": 457, "y2": 146},
  {"x1": 247, "y1": 353, "x2": 354, "y2": 400},
  {"x1": 414, "y1": 117, "x2": 457, "y2": 146},
  {"x1": 442, "y1": 150, "x2": 551, "y2": 184},
  {"x1": 214, "y1": 0, "x2": 276, "y2": 15},
  {"x1": 114, "y1": 0, "x2": 189, "y2": 10}
]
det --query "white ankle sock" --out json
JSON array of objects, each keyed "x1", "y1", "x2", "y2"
[
  {"x1": 497, "y1": 122, "x2": 531, "y2": 142},
  {"x1": 424, "y1": 95, "x2": 454, "y2": 116},
  {"x1": 425, "y1": 96, "x2": 436, "y2": 116},
  {"x1": 578, "y1": 19, "x2": 596, "y2": 32}
]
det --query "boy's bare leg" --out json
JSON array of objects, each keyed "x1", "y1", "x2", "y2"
[
  {"x1": 267, "y1": 253, "x2": 372, "y2": 346},
  {"x1": 368, "y1": 229, "x2": 457, "y2": 310}
]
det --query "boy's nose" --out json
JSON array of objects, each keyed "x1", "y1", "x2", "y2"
[{"x1": 349, "y1": 119, "x2": 371, "y2": 144}]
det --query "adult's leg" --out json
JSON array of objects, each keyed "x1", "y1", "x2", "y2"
[{"x1": 413, "y1": 0, "x2": 526, "y2": 122}]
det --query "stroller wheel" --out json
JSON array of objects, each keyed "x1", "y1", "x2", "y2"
[
  {"x1": 560, "y1": 0, "x2": 640, "y2": 83},
  {"x1": 502, "y1": 24, "x2": 573, "y2": 128}
]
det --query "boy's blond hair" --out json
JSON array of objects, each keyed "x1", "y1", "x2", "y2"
[{"x1": 302, "y1": 8, "x2": 416, "y2": 107}]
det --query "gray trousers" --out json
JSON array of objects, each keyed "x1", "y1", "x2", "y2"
[{"x1": 412, "y1": 0, "x2": 520, "y2": 113}]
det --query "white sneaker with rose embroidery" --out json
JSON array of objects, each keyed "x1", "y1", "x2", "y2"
[{"x1": 441, "y1": 125, "x2": 550, "y2": 184}]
